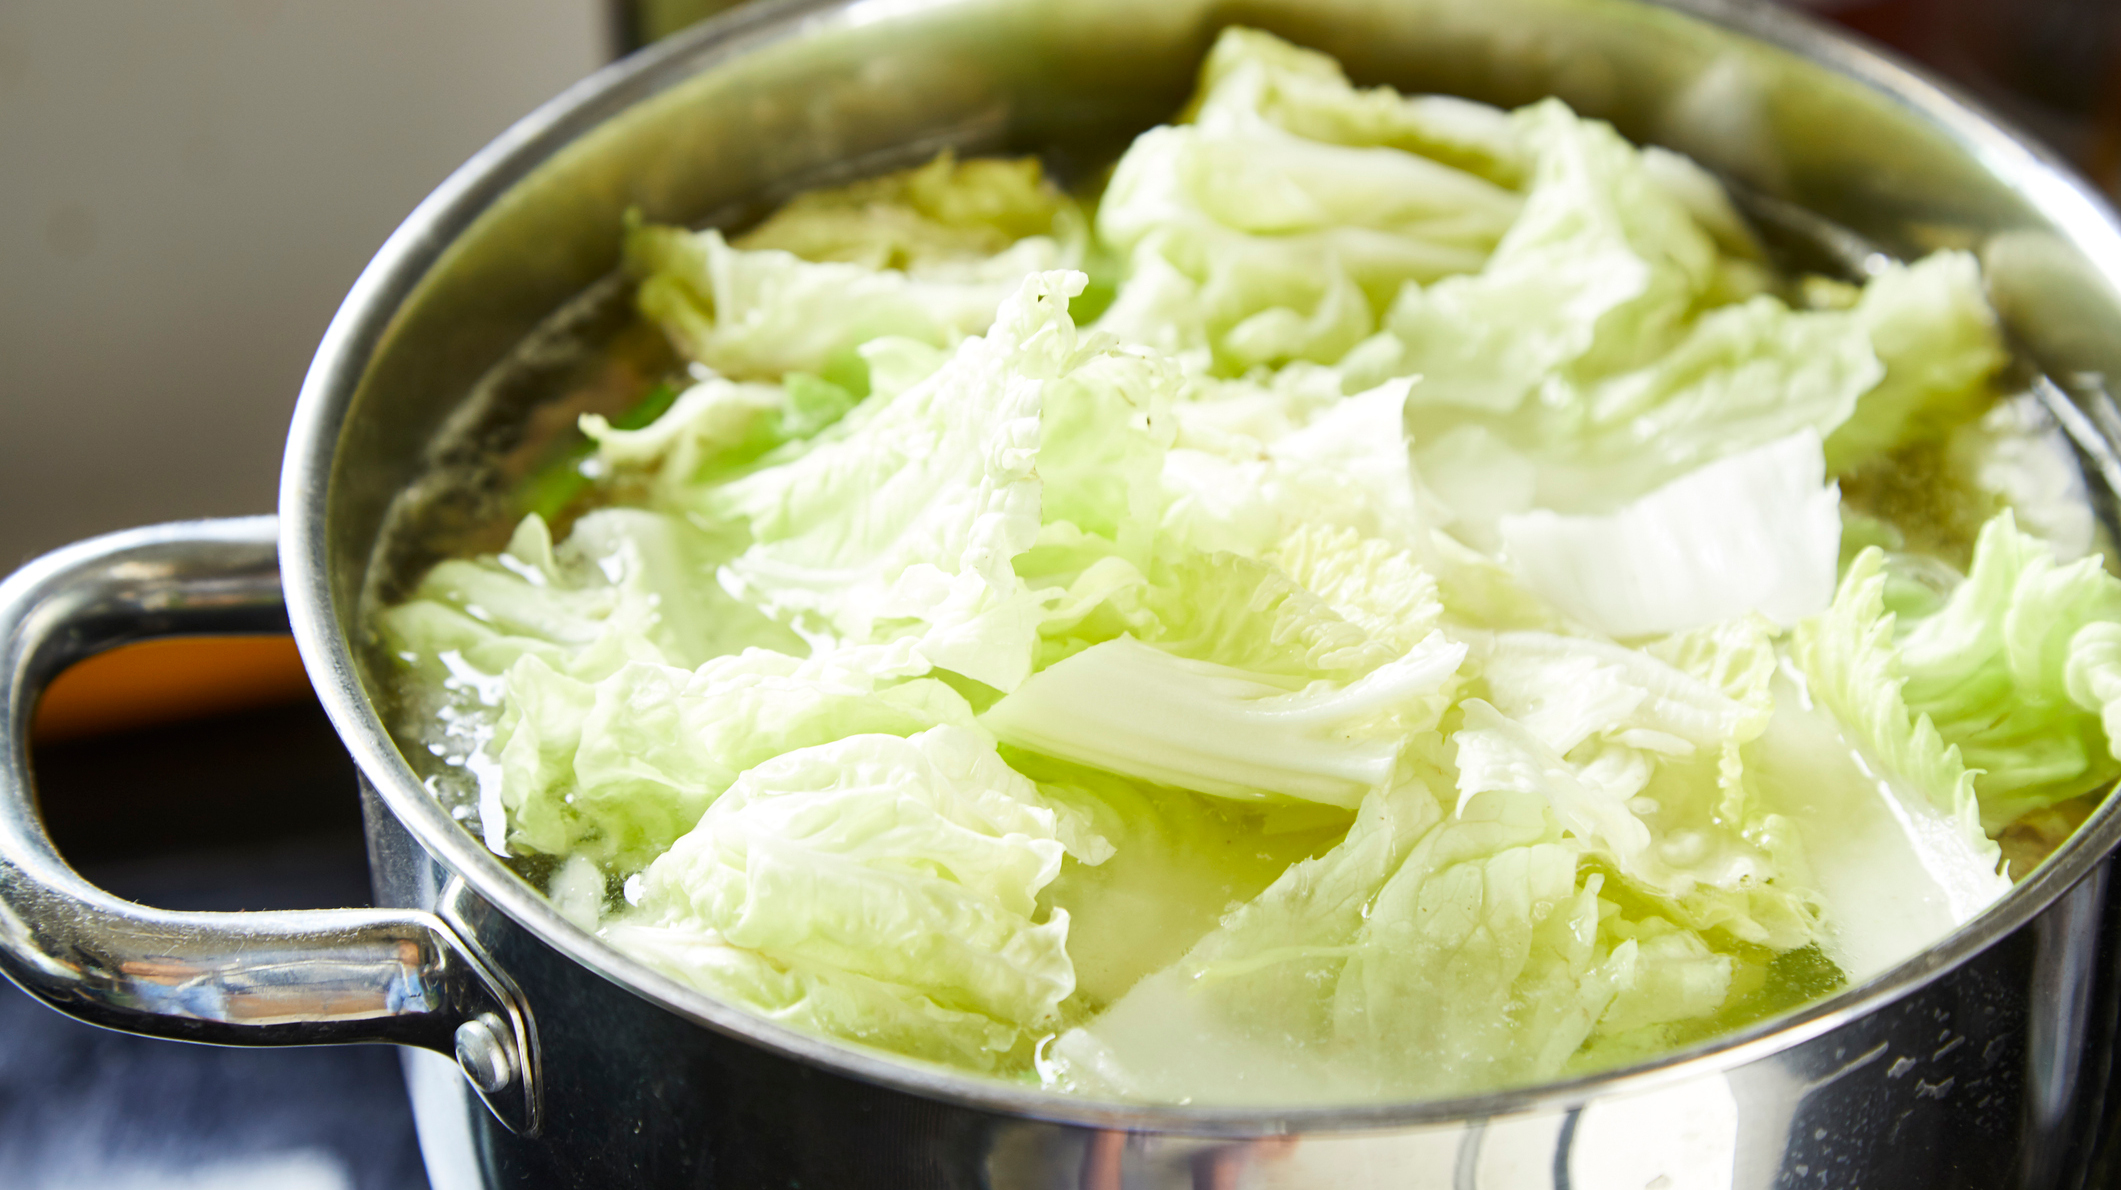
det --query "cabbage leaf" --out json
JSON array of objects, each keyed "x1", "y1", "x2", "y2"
[
  {"x1": 1893, "y1": 512, "x2": 2121, "y2": 829},
  {"x1": 701, "y1": 271, "x2": 1114, "y2": 691},
  {"x1": 1785, "y1": 546, "x2": 2012, "y2": 947},
  {"x1": 1497, "y1": 431, "x2": 1841, "y2": 637},
  {"x1": 492, "y1": 644, "x2": 973, "y2": 869},
  {"x1": 626, "y1": 154, "x2": 1083, "y2": 383},
  {"x1": 1050, "y1": 782, "x2": 1669, "y2": 1102},
  {"x1": 735, "y1": 151, "x2": 1084, "y2": 272},
  {"x1": 376, "y1": 509, "x2": 800, "y2": 687},
  {"x1": 1096, "y1": 30, "x2": 1521, "y2": 371},
  {"x1": 1372, "y1": 98, "x2": 1719, "y2": 413},
  {"x1": 614, "y1": 726, "x2": 1099, "y2": 1066}
]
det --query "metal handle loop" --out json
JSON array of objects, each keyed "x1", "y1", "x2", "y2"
[{"x1": 0, "y1": 517, "x2": 539, "y2": 1135}]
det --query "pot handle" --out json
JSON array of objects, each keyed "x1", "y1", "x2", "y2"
[{"x1": 0, "y1": 516, "x2": 539, "y2": 1136}]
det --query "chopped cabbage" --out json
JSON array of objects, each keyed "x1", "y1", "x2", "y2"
[
  {"x1": 491, "y1": 645, "x2": 974, "y2": 868},
  {"x1": 1785, "y1": 545, "x2": 2014, "y2": 967},
  {"x1": 1498, "y1": 431, "x2": 1841, "y2": 637},
  {"x1": 699, "y1": 271, "x2": 1115, "y2": 692},
  {"x1": 1050, "y1": 782, "x2": 1637, "y2": 1102},
  {"x1": 616, "y1": 726, "x2": 1099, "y2": 1067},
  {"x1": 374, "y1": 26, "x2": 2113, "y2": 1099},
  {"x1": 377, "y1": 510, "x2": 800, "y2": 687},
  {"x1": 1893, "y1": 512, "x2": 2121, "y2": 829},
  {"x1": 1821, "y1": 251, "x2": 2008, "y2": 471},
  {"x1": 735, "y1": 152, "x2": 1084, "y2": 271}
]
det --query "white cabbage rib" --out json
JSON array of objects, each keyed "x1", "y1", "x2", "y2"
[
  {"x1": 983, "y1": 633, "x2": 1467, "y2": 807},
  {"x1": 1499, "y1": 432, "x2": 1840, "y2": 638}
]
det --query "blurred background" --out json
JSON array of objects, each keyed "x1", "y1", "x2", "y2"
[
  {"x1": 0, "y1": 1, "x2": 2116, "y2": 1189},
  {"x1": 0, "y1": 2, "x2": 610, "y2": 572}
]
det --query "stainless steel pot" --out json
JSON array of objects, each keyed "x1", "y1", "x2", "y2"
[{"x1": 7, "y1": 1, "x2": 2121, "y2": 1186}]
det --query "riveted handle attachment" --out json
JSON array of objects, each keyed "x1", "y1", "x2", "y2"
[{"x1": 0, "y1": 517, "x2": 539, "y2": 1134}]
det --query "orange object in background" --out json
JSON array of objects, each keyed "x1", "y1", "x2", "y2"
[{"x1": 31, "y1": 636, "x2": 316, "y2": 743}]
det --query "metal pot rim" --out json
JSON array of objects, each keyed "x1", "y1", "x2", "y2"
[{"x1": 279, "y1": 0, "x2": 2121, "y2": 1132}]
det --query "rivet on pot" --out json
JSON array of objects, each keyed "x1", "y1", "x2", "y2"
[{"x1": 456, "y1": 1014, "x2": 517, "y2": 1094}]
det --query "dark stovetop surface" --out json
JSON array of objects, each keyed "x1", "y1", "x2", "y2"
[{"x1": 0, "y1": 702, "x2": 431, "y2": 1190}]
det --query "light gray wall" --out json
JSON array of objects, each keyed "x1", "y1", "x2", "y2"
[{"x1": 0, "y1": 1, "x2": 609, "y2": 568}]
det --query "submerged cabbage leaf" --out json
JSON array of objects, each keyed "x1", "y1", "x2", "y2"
[
  {"x1": 1052, "y1": 782, "x2": 1676, "y2": 1102},
  {"x1": 492, "y1": 643, "x2": 971, "y2": 869},
  {"x1": 1014, "y1": 749, "x2": 1349, "y2": 1010},
  {"x1": 1046, "y1": 780, "x2": 1441, "y2": 1102},
  {"x1": 1785, "y1": 545, "x2": 2013, "y2": 960},
  {"x1": 376, "y1": 509, "x2": 800, "y2": 687},
  {"x1": 735, "y1": 151, "x2": 1084, "y2": 271},
  {"x1": 1459, "y1": 624, "x2": 1818, "y2": 953},
  {"x1": 626, "y1": 155, "x2": 1083, "y2": 382},
  {"x1": 580, "y1": 366, "x2": 870, "y2": 503},
  {"x1": 1324, "y1": 790, "x2": 1633, "y2": 1091},
  {"x1": 614, "y1": 725, "x2": 1100, "y2": 1067},
  {"x1": 1821, "y1": 251, "x2": 2007, "y2": 472}
]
